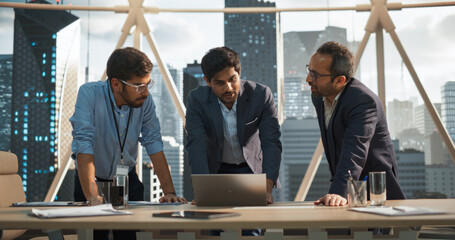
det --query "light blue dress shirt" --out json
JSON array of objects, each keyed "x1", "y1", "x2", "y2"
[
  {"x1": 70, "y1": 80, "x2": 163, "y2": 179},
  {"x1": 218, "y1": 99, "x2": 246, "y2": 165}
]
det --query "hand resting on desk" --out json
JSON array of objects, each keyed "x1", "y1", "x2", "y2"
[
  {"x1": 159, "y1": 193, "x2": 187, "y2": 204},
  {"x1": 314, "y1": 194, "x2": 347, "y2": 206}
]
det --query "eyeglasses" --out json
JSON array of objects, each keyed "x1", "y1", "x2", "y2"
[
  {"x1": 306, "y1": 65, "x2": 338, "y2": 82},
  {"x1": 118, "y1": 78, "x2": 155, "y2": 93}
]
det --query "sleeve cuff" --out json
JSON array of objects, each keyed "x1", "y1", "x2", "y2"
[
  {"x1": 144, "y1": 140, "x2": 164, "y2": 156},
  {"x1": 71, "y1": 142, "x2": 94, "y2": 160}
]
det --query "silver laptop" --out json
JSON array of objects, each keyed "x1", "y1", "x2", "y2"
[{"x1": 191, "y1": 174, "x2": 267, "y2": 206}]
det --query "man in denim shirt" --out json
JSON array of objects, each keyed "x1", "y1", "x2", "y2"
[{"x1": 70, "y1": 47, "x2": 186, "y2": 240}]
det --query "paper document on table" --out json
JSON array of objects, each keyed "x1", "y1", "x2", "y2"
[
  {"x1": 127, "y1": 201, "x2": 182, "y2": 206},
  {"x1": 12, "y1": 201, "x2": 86, "y2": 207},
  {"x1": 350, "y1": 206, "x2": 446, "y2": 216},
  {"x1": 31, "y1": 204, "x2": 132, "y2": 218},
  {"x1": 234, "y1": 206, "x2": 315, "y2": 210}
]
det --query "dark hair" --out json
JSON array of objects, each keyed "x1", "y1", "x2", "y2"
[
  {"x1": 201, "y1": 46, "x2": 241, "y2": 81},
  {"x1": 316, "y1": 41, "x2": 355, "y2": 81},
  {"x1": 106, "y1": 47, "x2": 153, "y2": 81}
]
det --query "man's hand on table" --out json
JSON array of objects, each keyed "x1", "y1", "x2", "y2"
[{"x1": 314, "y1": 194, "x2": 347, "y2": 206}]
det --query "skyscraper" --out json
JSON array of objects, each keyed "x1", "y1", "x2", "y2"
[
  {"x1": 12, "y1": 0, "x2": 80, "y2": 201},
  {"x1": 0, "y1": 55, "x2": 13, "y2": 151},
  {"x1": 224, "y1": 0, "x2": 284, "y2": 120},
  {"x1": 142, "y1": 65, "x2": 184, "y2": 196},
  {"x1": 183, "y1": 60, "x2": 206, "y2": 106},
  {"x1": 414, "y1": 103, "x2": 441, "y2": 136},
  {"x1": 415, "y1": 103, "x2": 443, "y2": 165},
  {"x1": 387, "y1": 99, "x2": 414, "y2": 139},
  {"x1": 426, "y1": 164, "x2": 455, "y2": 198},
  {"x1": 182, "y1": 60, "x2": 205, "y2": 200},
  {"x1": 150, "y1": 65, "x2": 183, "y2": 143},
  {"x1": 395, "y1": 148, "x2": 426, "y2": 199},
  {"x1": 442, "y1": 81, "x2": 455, "y2": 141},
  {"x1": 276, "y1": 118, "x2": 331, "y2": 201}
]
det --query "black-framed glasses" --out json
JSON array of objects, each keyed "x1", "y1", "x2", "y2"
[
  {"x1": 306, "y1": 65, "x2": 338, "y2": 82},
  {"x1": 118, "y1": 78, "x2": 155, "y2": 93}
]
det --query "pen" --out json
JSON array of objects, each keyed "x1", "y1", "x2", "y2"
[
  {"x1": 363, "y1": 175, "x2": 368, "y2": 181},
  {"x1": 94, "y1": 177, "x2": 106, "y2": 203},
  {"x1": 348, "y1": 170, "x2": 361, "y2": 200},
  {"x1": 393, "y1": 207, "x2": 407, "y2": 212}
]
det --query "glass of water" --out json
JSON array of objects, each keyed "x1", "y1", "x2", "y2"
[{"x1": 369, "y1": 171, "x2": 386, "y2": 206}]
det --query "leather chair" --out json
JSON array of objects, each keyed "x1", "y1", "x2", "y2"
[{"x1": 0, "y1": 151, "x2": 27, "y2": 240}]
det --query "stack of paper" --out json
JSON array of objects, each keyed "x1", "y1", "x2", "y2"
[
  {"x1": 350, "y1": 206, "x2": 446, "y2": 216},
  {"x1": 31, "y1": 204, "x2": 132, "y2": 218}
]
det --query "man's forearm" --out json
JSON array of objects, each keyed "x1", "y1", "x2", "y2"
[
  {"x1": 77, "y1": 153, "x2": 96, "y2": 201},
  {"x1": 150, "y1": 151, "x2": 176, "y2": 195},
  {"x1": 266, "y1": 178, "x2": 274, "y2": 194}
]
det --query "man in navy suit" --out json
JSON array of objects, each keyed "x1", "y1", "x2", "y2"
[
  {"x1": 185, "y1": 47, "x2": 282, "y2": 204},
  {"x1": 308, "y1": 42, "x2": 405, "y2": 206}
]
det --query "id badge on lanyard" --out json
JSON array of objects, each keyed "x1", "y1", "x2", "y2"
[{"x1": 116, "y1": 164, "x2": 129, "y2": 176}]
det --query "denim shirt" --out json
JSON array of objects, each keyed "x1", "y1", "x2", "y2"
[{"x1": 70, "y1": 80, "x2": 163, "y2": 179}]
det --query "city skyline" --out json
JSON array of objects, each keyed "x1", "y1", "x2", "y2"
[
  {"x1": 0, "y1": 0, "x2": 455, "y2": 202},
  {"x1": 0, "y1": 0, "x2": 454, "y2": 104}
]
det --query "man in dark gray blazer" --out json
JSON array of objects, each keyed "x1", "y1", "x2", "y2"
[
  {"x1": 308, "y1": 42, "x2": 405, "y2": 206},
  {"x1": 185, "y1": 47, "x2": 282, "y2": 204}
]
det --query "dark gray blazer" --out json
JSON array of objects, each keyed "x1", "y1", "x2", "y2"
[
  {"x1": 185, "y1": 80, "x2": 282, "y2": 184},
  {"x1": 312, "y1": 78, "x2": 405, "y2": 199}
]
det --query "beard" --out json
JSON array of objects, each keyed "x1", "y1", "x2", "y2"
[{"x1": 121, "y1": 90, "x2": 147, "y2": 108}]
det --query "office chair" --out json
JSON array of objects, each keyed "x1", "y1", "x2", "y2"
[
  {"x1": 0, "y1": 151, "x2": 78, "y2": 240},
  {"x1": 0, "y1": 151, "x2": 27, "y2": 240}
]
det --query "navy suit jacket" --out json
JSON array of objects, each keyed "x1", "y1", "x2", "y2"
[
  {"x1": 312, "y1": 78, "x2": 405, "y2": 199},
  {"x1": 185, "y1": 80, "x2": 282, "y2": 184}
]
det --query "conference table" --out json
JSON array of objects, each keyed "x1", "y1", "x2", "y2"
[{"x1": 0, "y1": 199, "x2": 454, "y2": 240}]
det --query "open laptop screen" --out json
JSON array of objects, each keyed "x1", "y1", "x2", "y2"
[{"x1": 191, "y1": 174, "x2": 267, "y2": 206}]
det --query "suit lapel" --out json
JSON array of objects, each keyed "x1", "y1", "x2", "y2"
[
  {"x1": 325, "y1": 80, "x2": 352, "y2": 172},
  {"x1": 208, "y1": 91, "x2": 224, "y2": 158},
  {"x1": 236, "y1": 82, "x2": 248, "y2": 146}
]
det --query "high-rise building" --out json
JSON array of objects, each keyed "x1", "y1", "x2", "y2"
[
  {"x1": 425, "y1": 130, "x2": 445, "y2": 165},
  {"x1": 162, "y1": 136, "x2": 184, "y2": 196},
  {"x1": 395, "y1": 148, "x2": 426, "y2": 199},
  {"x1": 142, "y1": 65, "x2": 184, "y2": 197},
  {"x1": 276, "y1": 118, "x2": 331, "y2": 201},
  {"x1": 150, "y1": 65, "x2": 183, "y2": 143},
  {"x1": 442, "y1": 81, "x2": 455, "y2": 141},
  {"x1": 414, "y1": 103, "x2": 443, "y2": 165},
  {"x1": 11, "y1": 0, "x2": 80, "y2": 201},
  {"x1": 0, "y1": 55, "x2": 13, "y2": 151},
  {"x1": 397, "y1": 128, "x2": 424, "y2": 152},
  {"x1": 183, "y1": 60, "x2": 205, "y2": 105},
  {"x1": 182, "y1": 60, "x2": 206, "y2": 200},
  {"x1": 426, "y1": 164, "x2": 455, "y2": 198},
  {"x1": 142, "y1": 162, "x2": 163, "y2": 202},
  {"x1": 414, "y1": 103, "x2": 441, "y2": 136},
  {"x1": 387, "y1": 99, "x2": 414, "y2": 139},
  {"x1": 282, "y1": 77, "x2": 315, "y2": 119},
  {"x1": 224, "y1": 0, "x2": 284, "y2": 120}
]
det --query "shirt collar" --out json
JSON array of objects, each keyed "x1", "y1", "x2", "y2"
[
  {"x1": 106, "y1": 80, "x2": 129, "y2": 112},
  {"x1": 323, "y1": 86, "x2": 346, "y2": 106},
  {"x1": 218, "y1": 98, "x2": 237, "y2": 113}
]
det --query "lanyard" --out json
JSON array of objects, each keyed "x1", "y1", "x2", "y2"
[{"x1": 108, "y1": 83, "x2": 132, "y2": 166}]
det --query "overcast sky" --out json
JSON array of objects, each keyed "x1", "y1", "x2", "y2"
[{"x1": 0, "y1": 0, "x2": 454, "y2": 106}]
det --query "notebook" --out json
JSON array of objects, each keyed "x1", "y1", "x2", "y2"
[{"x1": 191, "y1": 174, "x2": 267, "y2": 206}]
